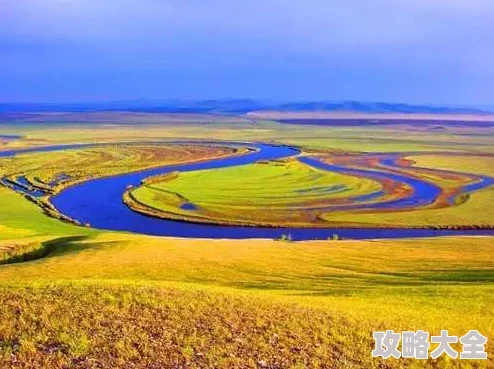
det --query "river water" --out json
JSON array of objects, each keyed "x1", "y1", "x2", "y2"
[{"x1": 1, "y1": 141, "x2": 493, "y2": 240}]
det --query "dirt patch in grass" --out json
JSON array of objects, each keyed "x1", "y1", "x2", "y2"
[{"x1": 0, "y1": 283, "x2": 389, "y2": 369}]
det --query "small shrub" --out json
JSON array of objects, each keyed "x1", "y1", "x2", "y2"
[
  {"x1": 454, "y1": 193, "x2": 470, "y2": 206},
  {"x1": 276, "y1": 233, "x2": 293, "y2": 242}
]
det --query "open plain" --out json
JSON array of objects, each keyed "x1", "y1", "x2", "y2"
[{"x1": 0, "y1": 112, "x2": 493, "y2": 368}]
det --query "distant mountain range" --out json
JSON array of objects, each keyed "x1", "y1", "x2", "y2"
[{"x1": 0, "y1": 100, "x2": 492, "y2": 115}]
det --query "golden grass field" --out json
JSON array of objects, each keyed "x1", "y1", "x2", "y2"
[
  {"x1": 2, "y1": 112, "x2": 493, "y2": 153},
  {"x1": 0, "y1": 143, "x2": 242, "y2": 195},
  {"x1": 0, "y1": 114, "x2": 493, "y2": 368},
  {"x1": 0, "y1": 187, "x2": 492, "y2": 368}
]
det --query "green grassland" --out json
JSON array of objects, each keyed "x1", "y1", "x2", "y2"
[
  {"x1": 0, "y1": 187, "x2": 88, "y2": 240},
  {"x1": 325, "y1": 154, "x2": 494, "y2": 227},
  {"x1": 0, "y1": 144, "x2": 241, "y2": 195},
  {"x1": 128, "y1": 159, "x2": 383, "y2": 227},
  {"x1": 128, "y1": 152, "x2": 494, "y2": 228},
  {"x1": 1, "y1": 115, "x2": 494, "y2": 367}
]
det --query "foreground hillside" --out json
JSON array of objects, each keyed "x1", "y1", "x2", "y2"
[
  {"x1": 0, "y1": 187, "x2": 493, "y2": 368},
  {"x1": 1, "y1": 236, "x2": 492, "y2": 368},
  {"x1": 0, "y1": 284, "x2": 372, "y2": 368}
]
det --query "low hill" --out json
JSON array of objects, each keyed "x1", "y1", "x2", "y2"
[{"x1": 1, "y1": 99, "x2": 492, "y2": 116}]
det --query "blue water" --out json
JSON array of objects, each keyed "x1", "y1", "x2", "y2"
[
  {"x1": 0, "y1": 143, "x2": 94, "y2": 158},
  {"x1": 299, "y1": 156, "x2": 443, "y2": 210},
  {"x1": 14, "y1": 176, "x2": 47, "y2": 198},
  {"x1": 351, "y1": 190, "x2": 385, "y2": 202},
  {"x1": 180, "y1": 203, "x2": 198, "y2": 211},
  {"x1": 0, "y1": 176, "x2": 47, "y2": 198},
  {"x1": 380, "y1": 156, "x2": 494, "y2": 205},
  {"x1": 0, "y1": 134, "x2": 22, "y2": 140},
  {"x1": 1, "y1": 141, "x2": 493, "y2": 240},
  {"x1": 277, "y1": 119, "x2": 494, "y2": 128}
]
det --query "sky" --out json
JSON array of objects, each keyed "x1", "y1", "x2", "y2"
[{"x1": 2, "y1": 0, "x2": 494, "y2": 105}]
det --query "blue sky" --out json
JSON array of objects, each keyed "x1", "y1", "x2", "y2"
[{"x1": 2, "y1": 0, "x2": 494, "y2": 105}]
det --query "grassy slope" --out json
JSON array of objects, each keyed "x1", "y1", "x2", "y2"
[
  {"x1": 0, "y1": 187, "x2": 493, "y2": 367},
  {"x1": 410, "y1": 154, "x2": 494, "y2": 177},
  {"x1": 0, "y1": 187, "x2": 91, "y2": 240}
]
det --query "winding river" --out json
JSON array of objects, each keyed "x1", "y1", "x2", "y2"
[{"x1": 2, "y1": 141, "x2": 494, "y2": 240}]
